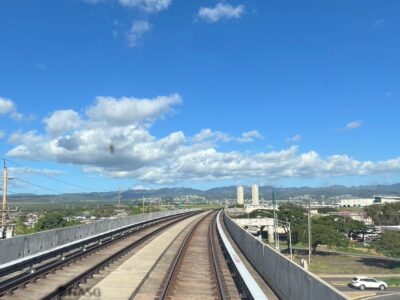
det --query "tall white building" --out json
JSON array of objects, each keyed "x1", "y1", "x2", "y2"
[
  {"x1": 252, "y1": 184, "x2": 259, "y2": 205},
  {"x1": 237, "y1": 186, "x2": 244, "y2": 205}
]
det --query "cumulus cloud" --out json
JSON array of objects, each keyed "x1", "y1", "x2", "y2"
[
  {"x1": 197, "y1": 3, "x2": 245, "y2": 23},
  {"x1": 0, "y1": 96, "x2": 26, "y2": 121},
  {"x1": 86, "y1": 93, "x2": 181, "y2": 126},
  {"x1": 192, "y1": 129, "x2": 263, "y2": 144},
  {"x1": 286, "y1": 134, "x2": 301, "y2": 143},
  {"x1": 0, "y1": 97, "x2": 16, "y2": 115},
  {"x1": 6, "y1": 95, "x2": 400, "y2": 185},
  {"x1": 43, "y1": 110, "x2": 82, "y2": 136},
  {"x1": 119, "y1": 0, "x2": 171, "y2": 13},
  {"x1": 346, "y1": 120, "x2": 362, "y2": 130},
  {"x1": 126, "y1": 20, "x2": 152, "y2": 47},
  {"x1": 237, "y1": 130, "x2": 263, "y2": 143}
]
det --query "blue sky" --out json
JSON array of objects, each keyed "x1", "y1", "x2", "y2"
[{"x1": 0, "y1": 0, "x2": 400, "y2": 193}]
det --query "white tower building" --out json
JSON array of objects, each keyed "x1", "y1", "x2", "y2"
[
  {"x1": 237, "y1": 186, "x2": 244, "y2": 205},
  {"x1": 252, "y1": 184, "x2": 259, "y2": 205}
]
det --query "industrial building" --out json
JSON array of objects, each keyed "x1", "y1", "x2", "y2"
[{"x1": 339, "y1": 196, "x2": 400, "y2": 207}]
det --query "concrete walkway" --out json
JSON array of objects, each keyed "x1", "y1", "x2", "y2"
[{"x1": 79, "y1": 212, "x2": 206, "y2": 300}]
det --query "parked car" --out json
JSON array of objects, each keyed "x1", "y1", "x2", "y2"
[{"x1": 350, "y1": 277, "x2": 388, "y2": 291}]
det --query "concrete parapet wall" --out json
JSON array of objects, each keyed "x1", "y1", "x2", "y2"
[
  {"x1": 0, "y1": 209, "x2": 195, "y2": 265},
  {"x1": 223, "y1": 212, "x2": 348, "y2": 300}
]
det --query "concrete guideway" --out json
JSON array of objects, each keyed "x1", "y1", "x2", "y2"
[
  {"x1": 216, "y1": 211, "x2": 268, "y2": 300},
  {"x1": 79, "y1": 212, "x2": 208, "y2": 300},
  {"x1": 134, "y1": 211, "x2": 242, "y2": 300},
  {"x1": 223, "y1": 211, "x2": 348, "y2": 300},
  {"x1": 0, "y1": 214, "x2": 194, "y2": 300}
]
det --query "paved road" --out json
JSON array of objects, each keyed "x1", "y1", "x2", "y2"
[{"x1": 334, "y1": 284, "x2": 400, "y2": 300}]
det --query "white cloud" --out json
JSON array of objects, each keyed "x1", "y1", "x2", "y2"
[
  {"x1": 192, "y1": 129, "x2": 262, "y2": 144},
  {"x1": 126, "y1": 20, "x2": 152, "y2": 47},
  {"x1": 286, "y1": 134, "x2": 301, "y2": 143},
  {"x1": 0, "y1": 97, "x2": 15, "y2": 115},
  {"x1": 346, "y1": 120, "x2": 362, "y2": 130},
  {"x1": 0, "y1": 130, "x2": 4, "y2": 139},
  {"x1": 192, "y1": 129, "x2": 231, "y2": 143},
  {"x1": 197, "y1": 3, "x2": 245, "y2": 23},
  {"x1": 0, "y1": 97, "x2": 26, "y2": 121},
  {"x1": 119, "y1": 0, "x2": 171, "y2": 13},
  {"x1": 132, "y1": 185, "x2": 148, "y2": 190},
  {"x1": 237, "y1": 130, "x2": 263, "y2": 143},
  {"x1": 6, "y1": 95, "x2": 400, "y2": 185},
  {"x1": 43, "y1": 110, "x2": 82, "y2": 136},
  {"x1": 86, "y1": 93, "x2": 181, "y2": 126}
]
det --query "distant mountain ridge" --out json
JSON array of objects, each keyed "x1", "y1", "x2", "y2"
[{"x1": 8, "y1": 183, "x2": 400, "y2": 204}]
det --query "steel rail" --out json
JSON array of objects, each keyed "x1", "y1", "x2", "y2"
[
  {"x1": 0, "y1": 211, "x2": 195, "y2": 278},
  {"x1": 158, "y1": 211, "x2": 225, "y2": 300},
  {"x1": 209, "y1": 213, "x2": 227, "y2": 300},
  {"x1": 0, "y1": 211, "x2": 199, "y2": 297}
]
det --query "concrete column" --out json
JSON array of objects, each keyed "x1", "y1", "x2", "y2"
[{"x1": 267, "y1": 225, "x2": 275, "y2": 243}]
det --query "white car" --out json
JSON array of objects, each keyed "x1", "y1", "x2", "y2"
[{"x1": 350, "y1": 277, "x2": 388, "y2": 291}]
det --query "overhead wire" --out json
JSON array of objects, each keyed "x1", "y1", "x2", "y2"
[
  {"x1": 1, "y1": 158, "x2": 92, "y2": 192},
  {"x1": 13, "y1": 178, "x2": 63, "y2": 195}
]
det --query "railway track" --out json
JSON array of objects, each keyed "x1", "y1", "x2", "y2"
[
  {"x1": 0, "y1": 211, "x2": 198, "y2": 299},
  {"x1": 158, "y1": 211, "x2": 227, "y2": 300}
]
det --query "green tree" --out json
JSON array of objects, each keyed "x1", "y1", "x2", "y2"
[
  {"x1": 374, "y1": 231, "x2": 400, "y2": 258},
  {"x1": 14, "y1": 215, "x2": 36, "y2": 235},
  {"x1": 35, "y1": 212, "x2": 79, "y2": 231},
  {"x1": 317, "y1": 215, "x2": 366, "y2": 238},
  {"x1": 300, "y1": 222, "x2": 348, "y2": 253},
  {"x1": 365, "y1": 203, "x2": 400, "y2": 225}
]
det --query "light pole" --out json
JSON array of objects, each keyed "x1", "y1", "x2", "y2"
[
  {"x1": 275, "y1": 219, "x2": 293, "y2": 260},
  {"x1": 308, "y1": 200, "x2": 312, "y2": 265}
]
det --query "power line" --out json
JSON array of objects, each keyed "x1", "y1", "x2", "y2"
[
  {"x1": 1, "y1": 158, "x2": 92, "y2": 192},
  {"x1": 13, "y1": 178, "x2": 62, "y2": 195}
]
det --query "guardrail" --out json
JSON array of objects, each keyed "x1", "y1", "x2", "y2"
[
  {"x1": 223, "y1": 211, "x2": 348, "y2": 300},
  {"x1": 0, "y1": 209, "x2": 197, "y2": 268}
]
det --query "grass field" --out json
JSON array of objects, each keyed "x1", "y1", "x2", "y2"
[{"x1": 293, "y1": 251, "x2": 400, "y2": 275}]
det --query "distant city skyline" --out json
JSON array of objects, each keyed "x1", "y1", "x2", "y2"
[{"x1": 1, "y1": 1, "x2": 400, "y2": 193}]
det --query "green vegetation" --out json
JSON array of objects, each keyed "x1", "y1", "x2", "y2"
[
  {"x1": 300, "y1": 223, "x2": 348, "y2": 253},
  {"x1": 374, "y1": 231, "x2": 400, "y2": 258},
  {"x1": 35, "y1": 212, "x2": 80, "y2": 231},
  {"x1": 365, "y1": 203, "x2": 400, "y2": 225},
  {"x1": 380, "y1": 277, "x2": 400, "y2": 286},
  {"x1": 306, "y1": 252, "x2": 400, "y2": 274},
  {"x1": 15, "y1": 212, "x2": 81, "y2": 235},
  {"x1": 317, "y1": 207, "x2": 338, "y2": 214},
  {"x1": 15, "y1": 215, "x2": 36, "y2": 235},
  {"x1": 237, "y1": 204, "x2": 367, "y2": 254}
]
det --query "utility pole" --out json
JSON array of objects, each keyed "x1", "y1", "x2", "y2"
[
  {"x1": 2, "y1": 160, "x2": 8, "y2": 237},
  {"x1": 142, "y1": 197, "x2": 145, "y2": 214},
  {"x1": 272, "y1": 191, "x2": 278, "y2": 250},
  {"x1": 288, "y1": 222, "x2": 293, "y2": 261},
  {"x1": 117, "y1": 189, "x2": 122, "y2": 210},
  {"x1": 308, "y1": 199, "x2": 312, "y2": 265}
]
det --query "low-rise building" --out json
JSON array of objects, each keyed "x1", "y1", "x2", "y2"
[{"x1": 339, "y1": 196, "x2": 400, "y2": 208}]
